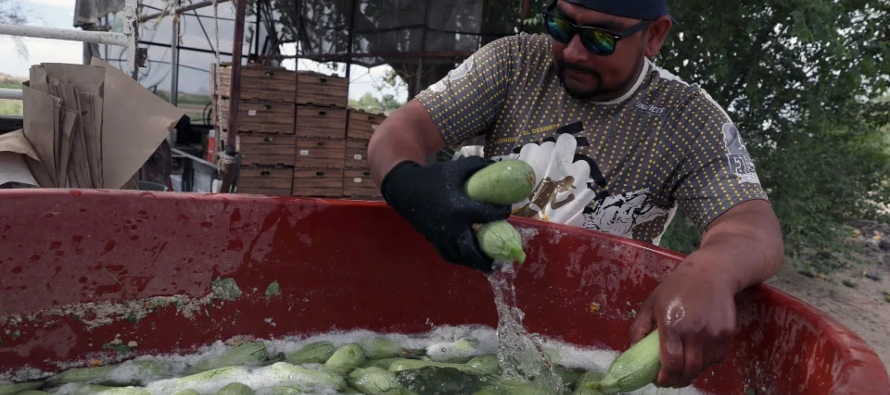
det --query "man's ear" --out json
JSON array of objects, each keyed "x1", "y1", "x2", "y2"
[{"x1": 644, "y1": 16, "x2": 672, "y2": 57}]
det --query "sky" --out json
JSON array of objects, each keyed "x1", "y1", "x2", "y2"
[{"x1": 0, "y1": 0, "x2": 408, "y2": 102}]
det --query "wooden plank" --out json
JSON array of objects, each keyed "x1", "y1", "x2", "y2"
[
  {"x1": 295, "y1": 106, "x2": 347, "y2": 139},
  {"x1": 346, "y1": 109, "x2": 386, "y2": 140},
  {"x1": 342, "y1": 168, "x2": 381, "y2": 198},
  {"x1": 237, "y1": 166, "x2": 294, "y2": 195},
  {"x1": 215, "y1": 64, "x2": 297, "y2": 102},
  {"x1": 345, "y1": 138, "x2": 370, "y2": 169},
  {"x1": 239, "y1": 134, "x2": 296, "y2": 166},
  {"x1": 293, "y1": 167, "x2": 344, "y2": 197},
  {"x1": 296, "y1": 71, "x2": 348, "y2": 108},
  {"x1": 295, "y1": 137, "x2": 346, "y2": 168},
  {"x1": 217, "y1": 99, "x2": 295, "y2": 134}
]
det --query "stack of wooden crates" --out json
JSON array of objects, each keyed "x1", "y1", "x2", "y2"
[{"x1": 210, "y1": 63, "x2": 384, "y2": 200}]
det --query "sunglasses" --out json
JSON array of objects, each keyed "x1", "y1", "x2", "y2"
[{"x1": 541, "y1": 1, "x2": 653, "y2": 55}]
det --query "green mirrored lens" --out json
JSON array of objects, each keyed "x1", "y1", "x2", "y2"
[
  {"x1": 581, "y1": 29, "x2": 615, "y2": 53},
  {"x1": 545, "y1": 16, "x2": 574, "y2": 43}
]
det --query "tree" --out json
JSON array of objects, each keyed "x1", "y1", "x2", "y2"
[
  {"x1": 650, "y1": 0, "x2": 890, "y2": 270},
  {"x1": 0, "y1": 0, "x2": 29, "y2": 60}
]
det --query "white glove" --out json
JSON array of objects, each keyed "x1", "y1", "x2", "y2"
[
  {"x1": 491, "y1": 133, "x2": 598, "y2": 228},
  {"x1": 451, "y1": 145, "x2": 485, "y2": 160}
]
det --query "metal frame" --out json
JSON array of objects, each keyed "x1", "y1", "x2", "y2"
[{"x1": 0, "y1": 0, "x2": 140, "y2": 95}]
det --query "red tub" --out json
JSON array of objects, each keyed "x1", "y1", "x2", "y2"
[{"x1": 0, "y1": 190, "x2": 887, "y2": 394}]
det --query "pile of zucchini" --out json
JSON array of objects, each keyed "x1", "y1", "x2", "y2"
[{"x1": 0, "y1": 330, "x2": 664, "y2": 394}]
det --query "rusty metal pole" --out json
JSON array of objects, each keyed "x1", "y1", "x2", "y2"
[{"x1": 220, "y1": 0, "x2": 247, "y2": 193}]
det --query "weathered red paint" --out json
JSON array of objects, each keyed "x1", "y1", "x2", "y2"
[{"x1": 0, "y1": 189, "x2": 887, "y2": 394}]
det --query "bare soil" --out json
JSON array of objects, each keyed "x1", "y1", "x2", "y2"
[{"x1": 764, "y1": 219, "x2": 890, "y2": 373}]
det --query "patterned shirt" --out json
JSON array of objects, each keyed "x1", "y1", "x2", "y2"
[{"x1": 415, "y1": 33, "x2": 768, "y2": 245}]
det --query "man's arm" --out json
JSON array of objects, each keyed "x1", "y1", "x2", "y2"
[
  {"x1": 365, "y1": 36, "x2": 522, "y2": 271},
  {"x1": 696, "y1": 199, "x2": 784, "y2": 295},
  {"x1": 368, "y1": 100, "x2": 447, "y2": 189},
  {"x1": 630, "y1": 92, "x2": 784, "y2": 389},
  {"x1": 368, "y1": 35, "x2": 522, "y2": 188}
]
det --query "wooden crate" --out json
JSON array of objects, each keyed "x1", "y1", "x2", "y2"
[
  {"x1": 216, "y1": 98, "x2": 295, "y2": 134},
  {"x1": 294, "y1": 106, "x2": 347, "y2": 139},
  {"x1": 237, "y1": 166, "x2": 294, "y2": 196},
  {"x1": 345, "y1": 138, "x2": 370, "y2": 169},
  {"x1": 346, "y1": 109, "x2": 386, "y2": 140},
  {"x1": 295, "y1": 137, "x2": 346, "y2": 169},
  {"x1": 292, "y1": 168, "x2": 344, "y2": 197},
  {"x1": 296, "y1": 71, "x2": 348, "y2": 108},
  {"x1": 212, "y1": 64, "x2": 297, "y2": 102},
  {"x1": 239, "y1": 133, "x2": 296, "y2": 167},
  {"x1": 342, "y1": 168, "x2": 382, "y2": 199}
]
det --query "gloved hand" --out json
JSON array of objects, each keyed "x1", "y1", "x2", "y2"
[{"x1": 380, "y1": 156, "x2": 512, "y2": 272}]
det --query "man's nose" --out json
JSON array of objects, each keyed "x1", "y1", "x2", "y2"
[{"x1": 563, "y1": 34, "x2": 590, "y2": 65}]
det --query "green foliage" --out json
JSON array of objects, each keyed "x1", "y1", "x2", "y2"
[
  {"x1": 658, "y1": 211, "x2": 700, "y2": 255},
  {"x1": 654, "y1": 0, "x2": 890, "y2": 271},
  {"x1": 348, "y1": 92, "x2": 403, "y2": 115},
  {"x1": 0, "y1": 99, "x2": 23, "y2": 116}
]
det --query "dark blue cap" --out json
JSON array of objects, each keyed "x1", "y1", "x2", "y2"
[{"x1": 563, "y1": 0, "x2": 671, "y2": 21}]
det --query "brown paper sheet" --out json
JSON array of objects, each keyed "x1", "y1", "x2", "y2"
[
  {"x1": 0, "y1": 129, "x2": 53, "y2": 188},
  {"x1": 90, "y1": 57, "x2": 184, "y2": 189},
  {"x1": 43, "y1": 63, "x2": 105, "y2": 187},
  {"x1": 2, "y1": 60, "x2": 184, "y2": 190},
  {"x1": 21, "y1": 84, "x2": 61, "y2": 187}
]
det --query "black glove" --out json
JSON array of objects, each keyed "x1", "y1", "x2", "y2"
[{"x1": 381, "y1": 156, "x2": 512, "y2": 273}]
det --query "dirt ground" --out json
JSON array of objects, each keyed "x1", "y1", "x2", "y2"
[{"x1": 764, "y1": 219, "x2": 890, "y2": 373}]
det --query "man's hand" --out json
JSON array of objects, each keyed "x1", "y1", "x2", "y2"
[
  {"x1": 380, "y1": 156, "x2": 511, "y2": 272},
  {"x1": 629, "y1": 256, "x2": 738, "y2": 388},
  {"x1": 629, "y1": 199, "x2": 784, "y2": 388}
]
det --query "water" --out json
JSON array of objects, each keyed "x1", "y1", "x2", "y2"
[{"x1": 486, "y1": 262, "x2": 567, "y2": 393}]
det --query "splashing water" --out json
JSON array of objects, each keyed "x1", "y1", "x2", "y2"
[{"x1": 487, "y1": 262, "x2": 567, "y2": 393}]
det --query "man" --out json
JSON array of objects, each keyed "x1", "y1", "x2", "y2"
[{"x1": 368, "y1": 0, "x2": 784, "y2": 389}]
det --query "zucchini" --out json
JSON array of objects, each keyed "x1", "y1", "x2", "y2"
[
  {"x1": 347, "y1": 367, "x2": 417, "y2": 395},
  {"x1": 186, "y1": 341, "x2": 268, "y2": 375},
  {"x1": 586, "y1": 330, "x2": 660, "y2": 394},
  {"x1": 324, "y1": 344, "x2": 367, "y2": 376},
  {"x1": 255, "y1": 387, "x2": 307, "y2": 395},
  {"x1": 464, "y1": 159, "x2": 534, "y2": 265},
  {"x1": 0, "y1": 381, "x2": 43, "y2": 394},
  {"x1": 172, "y1": 390, "x2": 201, "y2": 395},
  {"x1": 257, "y1": 362, "x2": 346, "y2": 391},
  {"x1": 52, "y1": 383, "x2": 152, "y2": 394},
  {"x1": 285, "y1": 341, "x2": 335, "y2": 364},
  {"x1": 572, "y1": 371, "x2": 605, "y2": 395},
  {"x1": 216, "y1": 382, "x2": 255, "y2": 395},
  {"x1": 361, "y1": 336, "x2": 425, "y2": 360},
  {"x1": 474, "y1": 221, "x2": 526, "y2": 264},
  {"x1": 464, "y1": 159, "x2": 536, "y2": 205}
]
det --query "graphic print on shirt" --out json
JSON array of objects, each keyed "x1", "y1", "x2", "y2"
[
  {"x1": 580, "y1": 188, "x2": 671, "y2": 239},
  {"x1": 490, "y1": 132, "x2": 598, "y2": 228},
  {"x1": 427, "y1": 54, "x2": 476, "y2": 94},
  {"x1": 487, "y1": 123, "x2": 669, "y2": 239},
  {"x1": 722, "y1": 122, "x2": 761, "y2": 185}
]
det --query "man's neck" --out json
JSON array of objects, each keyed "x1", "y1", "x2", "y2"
[{"x1": 586, "y1": 58, "x2": 651, "y2": 105}]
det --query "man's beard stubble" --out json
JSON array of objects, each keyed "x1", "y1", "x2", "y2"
[{"x1": 555, "y1": 57, "x2": 644, "y2": 101}]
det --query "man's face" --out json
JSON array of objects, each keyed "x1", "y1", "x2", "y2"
[{"x1": 548, "y1": 0, "x2": 659, "y2": 100}]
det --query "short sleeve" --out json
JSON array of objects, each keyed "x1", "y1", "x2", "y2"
[
  {"x1": 414, "y1": 35, "x2": 519, "y2": 146},
  {"x1": 669, "y1": 92, "x2": 770, "y2": 233}
]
